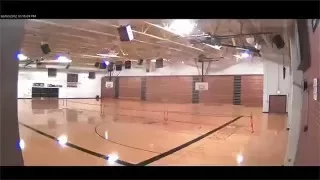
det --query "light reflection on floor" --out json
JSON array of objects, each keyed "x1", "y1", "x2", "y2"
[{"x1": 18, "y1": 99, "x2": 288, "y2": 166}]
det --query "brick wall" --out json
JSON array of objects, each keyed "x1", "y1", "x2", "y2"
[
  {"x1": 199, "y1": 76, "x2": 234, "y2": 104},
  {"x1": 101, "y1": 75, "x2": 264, "y2": 106},
  {"x1": 295, "y1": 20, "x2": 320, "y2": 165},
  {"x1": 241, "y1": 75, "x2": 264, "y2": 107},
  {"x1": 146, "y1": 76, "x2": 193, "y2": 103},
  {"x1": 119, "y1": 77, "x2": 141, "y2": 100}
]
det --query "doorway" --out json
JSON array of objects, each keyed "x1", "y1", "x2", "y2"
[{"x1": 269, "y1": 95, "x2": 287, "y2": 113}]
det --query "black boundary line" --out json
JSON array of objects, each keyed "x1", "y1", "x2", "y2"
[
  {"x1": 94, "y1": 123, "x2": 161, "y2": 154},
  {"x1": 136, "y1": 116, "x2": 243, "y2": 166},
  {"x1": 18, "y1": 122, "x2": 134, "y2": 166}
]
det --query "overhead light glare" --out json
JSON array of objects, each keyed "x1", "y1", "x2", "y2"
[
  {"x1": 57, "y1": 134, "x2": 68, "y2": 146},
  {"x1": 17, "y1": 53, "x2": 28, "y2": 61},
  {"x1": 234, "y1": 50, "x2": 251, "y2": 60},
  {"x1": 204, "y1": 43, "x2": 222, "y2": 50},
  {"x1": 241, "y1": 52, "x2": 250, "y2": 59},
  {"x1": 236, "y1": 153, "x2": 244, "y2": 165},
  {"x1": 97, "y1": 53, "x2": 119, "y2": 58},
  {"x1": 167, "y1": 19, "x2": 196, "y2": 37},
  {"x1": 254, "y1": 43, "x2": 262, "y2": 50},
  {"x1": 19, "y1": 139, "x2": 25, "y2": 150},
  {"x1": 57, "y1": 56, "x2": 72, "y2": 63},
  {"x1": 108, "y1": 153, "x2": 119, "y2": 165}
]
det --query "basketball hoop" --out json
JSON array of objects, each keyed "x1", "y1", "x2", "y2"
[
  {"x1": 105, "y1": 81, "x2": 114, "y2": 89},
  {"x1": 198, "y1": 85, "x2": 205, "y2": 91},
  {"x1": 106, "y1": 84, "x2": 112, "y2": 88},
  {"x1": 195, "y1": 82, "x2": 208, "y2": 91}
]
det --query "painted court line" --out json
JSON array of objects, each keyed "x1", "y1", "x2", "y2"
[
  {"x1": 94, "y1": 123, "x2": 161, "y2": 154},
  {"x1": 136, "y1": 116, "x2": 243, "y2": 166},
  {"x1": 19, "y1": 122, "x2": 134, "y2": 166}
]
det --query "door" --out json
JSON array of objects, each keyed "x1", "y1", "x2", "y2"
[{"x1": 269, "y1": 95, "x2": 287, "y2": 113}]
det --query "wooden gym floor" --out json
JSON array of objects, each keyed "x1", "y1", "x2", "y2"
[{"x1": 18, "y1": 99, "x2": 288, "y2": 166}]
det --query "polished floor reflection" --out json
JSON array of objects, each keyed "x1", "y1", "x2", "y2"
[{"x1": 18, "y1": 99, "x2": 288, "y2": 166}]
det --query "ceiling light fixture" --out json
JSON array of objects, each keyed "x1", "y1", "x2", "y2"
[
  {"x1": 104, "y1": 60, "x2": 110, "y2": 65},
  {"x1": 234, "y1": 51, "x2": 251, "y2": 60},
  {"x1": 254, "y1": 43, "x2": 262, "y2": 50},
  {"x1": 233, "y1": 54, "x2": 242, "y2": 59},
  {"x1": 167, "y1": 19, "x2": 196, "y2": 37},
  {"x1": 17, "y1": 53, "x2": 28, "y2": 61},
  {"x1": 204, "y1": 43, "x2": 222, "y2": 50},
  {"x1": 104, "y1": 131, "x2": 109, "y2": 140},
  {"x1": 241, "y1": 51, "x2": 250, "y2": 59},
  {"x1": 56, "y1": 56, "x2": 72, "y2": 63},
  {"x1": 97, "y1": 53, "x2": 120, "y2": 58}
]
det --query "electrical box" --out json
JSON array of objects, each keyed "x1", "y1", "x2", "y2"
[{"x1": 195, "y1": 82, "x2": 209, "y2": 91}]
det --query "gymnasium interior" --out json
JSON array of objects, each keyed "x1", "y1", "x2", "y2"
[{"x1": 1, "y1": 19, "x2": 319, "y2": 166}]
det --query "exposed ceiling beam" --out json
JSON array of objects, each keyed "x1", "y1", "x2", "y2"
[
  {"x1": 247, "y1": 20, "x2": 273, "y2": 48},
  {"x1": 27, "y1": 20, "x2": 197, "y2": 60},
  {"x1": 142, "y1": 21, "x2": 204, "y2": 52},
  {"x1": 91, "y1": 20, "x2": 203, "y2": 52}
]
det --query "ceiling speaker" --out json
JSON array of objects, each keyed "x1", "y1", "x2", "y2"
[
  {"x1": 88, "y1": 72, "x2": 96, "y2": 79},
  {"x1": 100, "y1": 62, "x2": 107, "y2": 69},
  {"x1": 40, "y1": 43, "x2": 51, "y2": 54},
  {"x1": 272, "y1": 34, "x2": 285, "y2": 49},
  {"x1": 124, "y1": 60, "x2": 131, "y2": 69},
  {"x1": 94, "y1": 62, "x2": 100, "y2": 68},
  {"x1": 138, "y1": 59, "x2": 143, "y2": 65},
  {"x1": 117, "y1": 25, "x2": 134, "y2": 41},
  {"x1": 155, "y1": 58, "x2": 163, "y2": 68},
  {"x1": 115, "y1": 61, "x2": 123, "y2": 71},
  {"x1": 108, "y1": 62, "x2": 114, "y2": 72}
]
